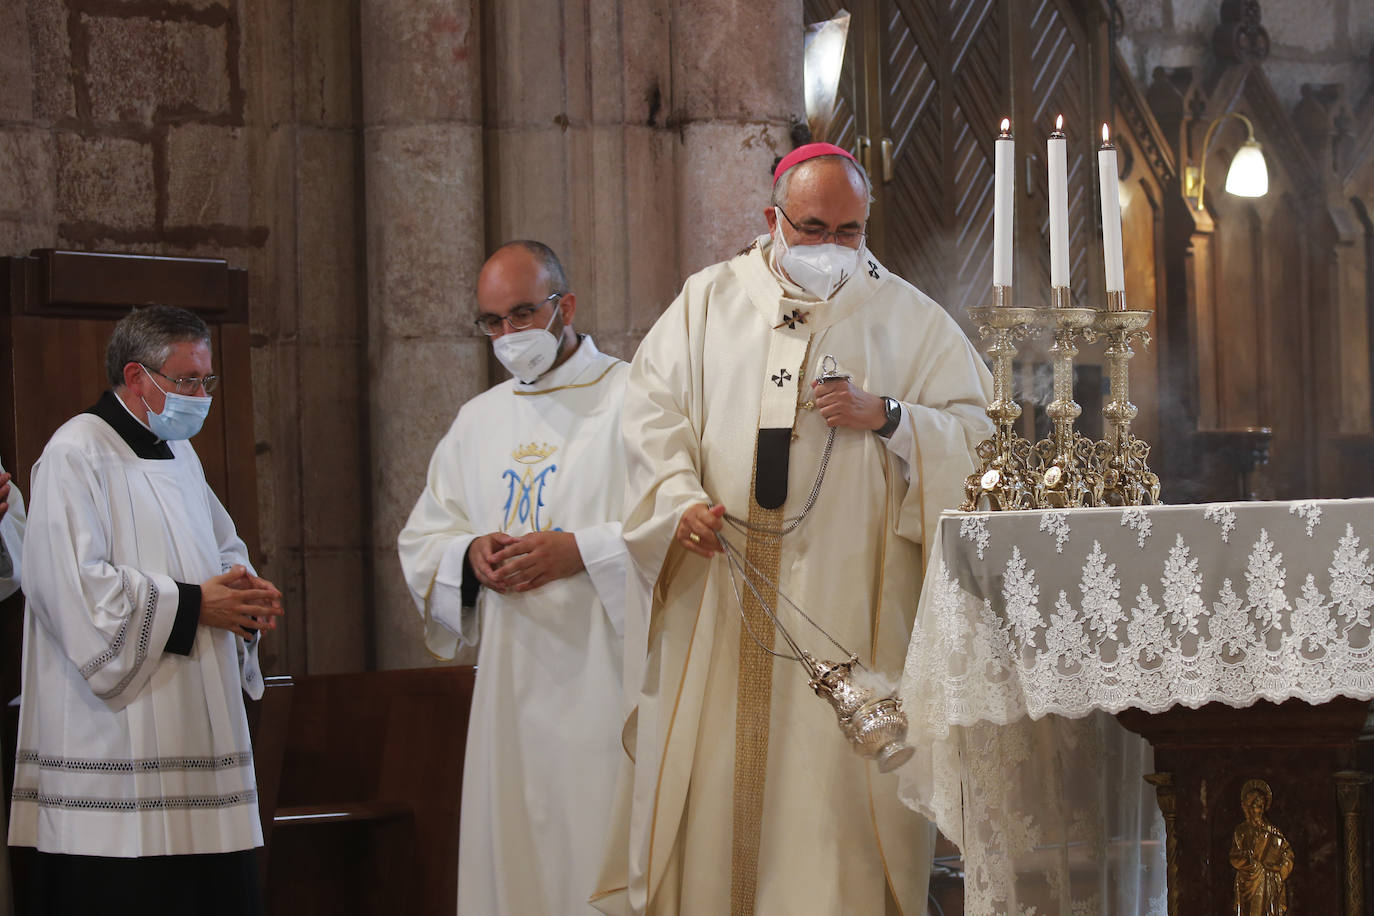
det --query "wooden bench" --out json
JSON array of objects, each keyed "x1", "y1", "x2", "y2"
[{"x1": 249, "y1": 666, "x2": 476, "y2": 915}]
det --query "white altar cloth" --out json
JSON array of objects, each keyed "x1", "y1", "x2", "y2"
[{"x1": 897, "y1": 497, "x2": 1374, "y2": 914}]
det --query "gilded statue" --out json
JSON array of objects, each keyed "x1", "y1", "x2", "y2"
[{"x1": 1230, "y1": 779, "x2": 1294, "y2": 915}]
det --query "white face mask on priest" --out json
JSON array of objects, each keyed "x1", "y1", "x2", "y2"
[
  {"x1": 765, "y1": 144, "x2": 872, "y2": 301},
  {"x1": 473, "y1": 248, "x2": 581, "y2": 385}
]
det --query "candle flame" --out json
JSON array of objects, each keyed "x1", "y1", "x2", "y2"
[
  {"x1": 1102, "y1": 123, "x2": 1110, "y2": 144},
  {"x1": 1000, "y1": 117, "x2": 1010, "y2": 132},
  {"x1": 1055, "y1": 114, "x2": 1063, "y2": 130}
]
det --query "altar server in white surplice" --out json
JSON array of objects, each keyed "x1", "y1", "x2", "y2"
[
  {"x1": 591, "y1": 144, "x2": 993, "y2": 916},
  {"x1": 8, "y1": 306, "x2": 283, "y2": 915},
  {"x1": 0, "y1": 460, "x2": 24, "y2": 916},
  {"x1": 399, "y1": 240, "x2": 633, "y2": 915},
  {"x1": 0, "y1": 460, "x2": 25, "y2": 601}
]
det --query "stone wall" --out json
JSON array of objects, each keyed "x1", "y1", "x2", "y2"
[
  {"x1": 0, "y1": 0, "x2": 372, "y2": 676},
  {"x1": 0, "y1": 0, "x2": 802, "y2": 673}
]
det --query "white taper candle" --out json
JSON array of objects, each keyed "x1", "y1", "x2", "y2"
[
  {"x1": 993, "y1": 118, "x2": 1014, "y2": 289},
  {"x1": 1098, "y1": 123, "x2": 1125, "y2": 296},
  {"x1": 1047, "y1": 114, "x2": 1069, "y2": 290}
]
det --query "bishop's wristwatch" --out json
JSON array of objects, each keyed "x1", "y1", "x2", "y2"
[{"x1": 876, "y1": 396, "x2": 901, "y2": 438}]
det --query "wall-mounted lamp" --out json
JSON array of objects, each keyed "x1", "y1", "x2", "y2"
[
  {"x1": 1184, "y1": 112, "x2": 1269, "y2": 211},
  {"x1": 803, "y1": 11, "x2": 850, "y2": 145}
]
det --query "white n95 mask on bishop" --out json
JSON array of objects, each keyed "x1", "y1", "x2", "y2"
[{"x1": 774, "y1": 213, "x2": 861, "y2": 301}]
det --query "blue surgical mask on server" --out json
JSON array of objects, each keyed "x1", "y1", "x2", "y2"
[{"x1": 139, "y1": 365, "x2": 213, "y2": 441}]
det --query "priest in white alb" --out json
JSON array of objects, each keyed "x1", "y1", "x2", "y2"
[
  {"x1": 9, "y1": 305, "x2": 283, "y2": 915},
  {"x1": 399, "y1": 240, "x2": 633, "y2": 914},
  {"x1": 592, "y1": 144, "x2": 993, "y2": 915}
]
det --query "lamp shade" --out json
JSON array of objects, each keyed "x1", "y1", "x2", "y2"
[
  {"x1": 1224, "y1": 139, "x2": 1268, "y2": 198},
  {"x1": 803, "y1": 11, "x2": 850, "y2": 143}
]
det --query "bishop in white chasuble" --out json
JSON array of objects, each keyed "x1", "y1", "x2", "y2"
[
  {"x1": 594, "y1": 147, "x2": 992, "y2": 916},
  {"x1": 399, "y1": 241, "x2": 634, "y2": 915}
]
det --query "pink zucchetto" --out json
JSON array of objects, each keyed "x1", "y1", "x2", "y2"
[{"x1": 772, "y1": 142, "x2": 859, "y2": 185}]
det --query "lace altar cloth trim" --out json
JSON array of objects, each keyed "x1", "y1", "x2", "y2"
[
  {"x1": 893, "y1": 500, "x2": 1372, "y2": 913},
  {"x1": 902, "y1": 498, "x2": 1374, "y2": 730}
]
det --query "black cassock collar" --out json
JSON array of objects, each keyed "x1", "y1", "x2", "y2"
[{"x1": 86, "y1": 390, "x2": 174, "y2": 460}]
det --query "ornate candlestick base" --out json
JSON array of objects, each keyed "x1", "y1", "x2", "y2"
[
  {"x1": 1095, "y1": 306, "x2": 1160, "y2": 506},
  {"x1": 962, "y1": 290, "x2": 1039, "y2": 510},
  {"x1": 1034, "y1": 299, "x2": 1103, "y2": 508}
]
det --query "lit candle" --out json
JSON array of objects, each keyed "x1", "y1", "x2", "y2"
[
  {"x1": 1098, "y1": 123, "x2": 1125, "y2": 298},
  {"x1": 1047, "y1": 114, "x2": 1069, "y2": 290},
  {"x1": 993, "y1": 118, "x2": 1014, "y2": 289}
]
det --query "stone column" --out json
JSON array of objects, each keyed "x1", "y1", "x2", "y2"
[
  {"x1": 361, "y1": 0, "x2": 487, "y2": 669},
  {"x1": 265, "y1": 0, "x2": 373, "y2": 673},
  {"x1": 661, "y1": 7, "x2": 802, "y2": 903},
  {"x1": 481, "y1": 0, "x2": 682, "y2": 363},
  {"x1": 670, "y1": 0, "x2": 803, "y2": 277},
  {"x1": 0, "y1": 1, "x2": 57, "y2": 255},
  {"x1": 481, "y1": 0, "x2": 800, "y2": 361}
]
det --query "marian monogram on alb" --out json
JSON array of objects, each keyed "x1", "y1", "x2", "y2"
[{"x1": 502, "y1": 442, "x2": 559, "y2": 532}]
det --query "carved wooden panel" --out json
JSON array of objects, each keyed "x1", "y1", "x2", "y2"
[
  {"x1": 1143, "y1": 16, "x2": 1374, "y2": 502},
  {"x1": 805, "y1": 0, "x2": 1008, "y2": 322},
  {"x1": 803, "y1": 0, "x2": 1107, "y2": 325},
  {"x1": 1022, "y1": 0, "x2": 1092, "y2": 306},
  {"x1": 1194, "y1": 68, "x2": 1327, "y2": 499},
  {"x1": 1326, "y1": 89, "x2": 1374, "y2": 497},
  {"x1": 879, "y1": 0, "x2": 950, "y2": 304}
]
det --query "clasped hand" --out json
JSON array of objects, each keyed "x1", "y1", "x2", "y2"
[
  {"x1": 468, "y1": 531, "x2": 584, "y2": 593},
  {"x1": 811, "y1": 378, "x2": 885, "y2": 430},
  {"x1": 200, "y1": 565, "x2": 284, "y2": 638}
]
